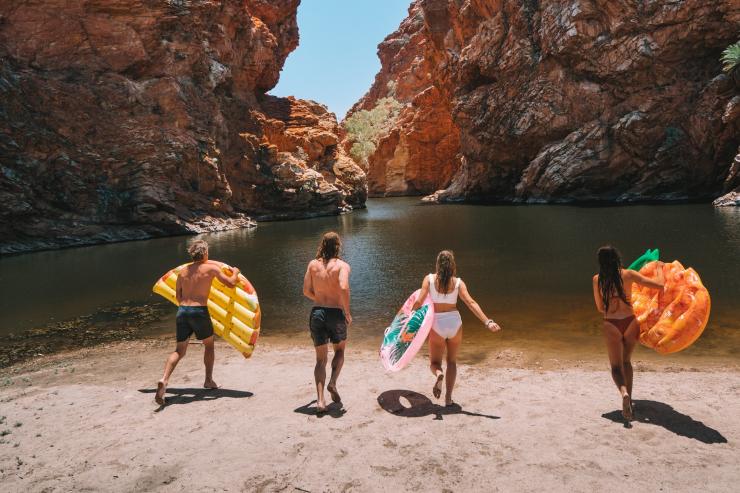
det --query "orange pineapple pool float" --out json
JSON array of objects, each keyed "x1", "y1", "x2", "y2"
[{"x1": 630, "y1": 259, "x2": 711, "y2": 354}]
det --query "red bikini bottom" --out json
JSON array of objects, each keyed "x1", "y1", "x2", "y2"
[{"x1": 604, "y1": 315, "x2": 636, "y2": 335}]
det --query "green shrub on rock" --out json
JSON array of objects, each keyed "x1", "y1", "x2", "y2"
[
  {"x1": 343, "y1": 97, "x2": 403, "y2": 165},
  {"x1": 721, "y1": 41, "x2": 740, "y2": 75}
]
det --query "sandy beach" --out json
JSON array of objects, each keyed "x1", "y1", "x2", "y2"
[{"x1": 0, "y1": 338, "x2": 738, "y2": 492}]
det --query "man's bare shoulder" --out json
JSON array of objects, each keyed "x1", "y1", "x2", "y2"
[
  {"x1": 336, "y1": 259, "x2": 350, "y2": 270},
  {"x1": 191, "y1": 261, "x2": 221, "y2": 276}
]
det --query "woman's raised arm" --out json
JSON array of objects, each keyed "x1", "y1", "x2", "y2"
[
  {"x1": 459, "y1": 281, "x2": 500, "y2": 332},
  {"x1": 411, "y1": 275, "x2": 431, "y2": 311},
  {"x1": 626, "y1": 263, "x2": 665, "y2": 290}
]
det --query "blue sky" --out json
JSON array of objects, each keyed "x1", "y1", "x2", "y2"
[{"x1": 270, "y1": 0, "x2": 411, "y2": 120}]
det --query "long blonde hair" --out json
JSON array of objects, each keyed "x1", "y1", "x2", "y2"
[
  {"x1": 435, "y1": 250, "x2": 457, "y2": 294},
  {"x1": 316, "y1": 232, "x2": 342, "y2": 263}
]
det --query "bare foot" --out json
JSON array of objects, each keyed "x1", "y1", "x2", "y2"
[
  {"x1": 327, "y1": 383, "x2": 341, "y2": 403},
  {"x1": 316, "y1": 400, "x2": 327, "y2": 415},
  {"x1": 445, "y1": 395, "x2": 455, "y2": 407},
  {"x1": 433, "y1": 374, "x2": 444, "y2": 399},
  {"x1": 204, "y1": 379, "x2": 219, "y2": 389},
  {"x1": 622, "y1": 394, "x2": 633, "y2": 421},
  {"x1": 155, "y1": 380, "x2": 167, "y2": 406}
]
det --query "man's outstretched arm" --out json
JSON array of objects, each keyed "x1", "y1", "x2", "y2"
[
  {"x1": 215, "y1": 264, "x2": 240, "y2": 288},
  {"x1": 339, "y1": 263, "x2": 352, "y2": 325},
  {"x1": 303, "y1": 262, "x2": 316, "y2": 302}
]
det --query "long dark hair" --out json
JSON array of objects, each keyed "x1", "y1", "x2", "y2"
[
  {"x1": 316, "y1": 232, "x2": 341, "y2": 263},
  {"x1": 435, "y1": 250, "x2": 457, "y2": 294},
  {"x1": 598, "y1": 245, "x2": 629, "y2": 313}
]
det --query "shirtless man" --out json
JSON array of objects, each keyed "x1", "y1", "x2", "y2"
[
  {"x1": 303, "y1": 232, "x2": 352, "y2": 413},
  {"x1": 154, "y1": 240, "x2": 239, "y2": 405}
]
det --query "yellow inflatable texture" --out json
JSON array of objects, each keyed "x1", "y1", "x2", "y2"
[{"x1": 153, "y1": 262, "x2": 261, "y2": 358}]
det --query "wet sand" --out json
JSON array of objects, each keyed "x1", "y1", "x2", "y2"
[{"x1": 0, "y1": 338, "x2": 738, "y2": 492}]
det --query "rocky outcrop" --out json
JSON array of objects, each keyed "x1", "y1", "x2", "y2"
[
  {"x1": 346, "y1": 3, "x2": 460, "y2": 197},
  {"x1": 354, "y1": 0, "x2": 740, "y2": 204},
  {"x1": 714, "y1": 146, "x2": 740, "y2": 206},
  {"x1": 0, "y1": 0, "x2": 366, "y2": 254}
]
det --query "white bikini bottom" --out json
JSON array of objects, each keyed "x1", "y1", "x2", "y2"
[{"x1": 432, "y1": 311, "x2": 462, "y2": 339}]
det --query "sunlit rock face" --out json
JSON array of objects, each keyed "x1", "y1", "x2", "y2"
[
  {"x1": 0, "y1": 0, "x2": 366, "y2": 254},
  {"x1": 347, "y1": 3, "x2": 461, "y2": 197},
  {"x1": 354, "y1": 0, "x2": 740, "y2": 203}
]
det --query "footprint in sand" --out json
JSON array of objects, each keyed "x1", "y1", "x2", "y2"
[
  {"x1": 383, "y1": 438, "x2": 397, "y2": 448},
  {"x1": 292, "y1": 442, "x2": 305, "y2": 457},
  {"x1": 371, "y1": 465, "x2": 400, "y2": 477}
]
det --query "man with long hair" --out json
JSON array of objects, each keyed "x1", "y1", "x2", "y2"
[{"x1": 302, "y1": 231, "x2": 352, "y2": 413}]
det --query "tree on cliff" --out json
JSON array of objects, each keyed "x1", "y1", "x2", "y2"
[
  {"x1": 722, "y1": 41, "x2": 740, "y2": 84},
  {"x1": 343, "y1": 97, "x2": 403, "y2": 166}
]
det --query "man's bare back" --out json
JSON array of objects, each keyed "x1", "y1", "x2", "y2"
[
  {"x1": 303, "y1": 232, "x2": 351, "y2": 413},
  {"x1": 303, "y1": 258, "x2": 352, "y2": 323},
  {"x1": 176, "y1": 261, "x2": 239, "y2": 306}
]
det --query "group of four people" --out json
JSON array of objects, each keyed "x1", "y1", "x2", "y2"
[{"x1": 155, "y1": 232, "x2": 664, "y2": 421}]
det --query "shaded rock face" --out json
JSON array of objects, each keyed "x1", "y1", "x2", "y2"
[
  {"x1": 356, "y1": 0, "x2": 740, "y2": 203},
  {"x1": 0, "y1": 0, "x2": 366, "y2": 254},
  {"x1": 713, "y1": 146, "x2": 740, "y2": 206}
]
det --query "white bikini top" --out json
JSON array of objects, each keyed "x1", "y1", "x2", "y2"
[{"x1": 428, "y1": 274, "x2": 461, "y2": 304}]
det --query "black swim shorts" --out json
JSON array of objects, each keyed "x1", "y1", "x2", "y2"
[
  {"x1": 176, "y1": 306, "x2": 214, "y2": 342},
  {"x1": 309, "y1": 307, "x2": 347, "y2": 346}
]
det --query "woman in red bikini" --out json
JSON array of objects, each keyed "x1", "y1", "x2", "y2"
[{"x1": 592, "y1": 245, "x2": 664, "y2": 420}]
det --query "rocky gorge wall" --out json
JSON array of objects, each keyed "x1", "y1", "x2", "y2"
[
  {"x1": 0, "y1": 0, "x2": 366, "y2": 254},
  {"x1": 348, "y1": 2, "x2": 460, "y2": 197},
  {"x1": 349, "y1": 0, "x2": 740, "y2": 204}
]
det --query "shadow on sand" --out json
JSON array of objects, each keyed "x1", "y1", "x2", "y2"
[
  {"x1": 294, "y1": 400, "x2": 347, "y2": 418},
  {"x1": 139, "y1": 387, "x2": 253, "y2": 411},
  {"x1": 377, "y1": 389, "x2": 500, "y2": 421},
  {"x1": 602, "y1": 399, "x2": 727, "y2": 444}
]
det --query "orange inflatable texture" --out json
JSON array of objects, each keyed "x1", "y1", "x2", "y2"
[{"x1": 631, "y1": 261, "x2": 711, "y2": 354}]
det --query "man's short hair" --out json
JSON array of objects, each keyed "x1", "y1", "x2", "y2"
[{"x1": 188, "y1": 240, "x2": 208, "y2": 261}]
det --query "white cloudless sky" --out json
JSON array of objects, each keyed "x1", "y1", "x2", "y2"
[{"x1": 270, "y1": 0, "x2": 411, "y2": 120}]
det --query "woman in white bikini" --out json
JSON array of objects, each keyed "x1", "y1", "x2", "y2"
[{"x1": 412, "y1": 250, "x2": 501, "y2": 406}]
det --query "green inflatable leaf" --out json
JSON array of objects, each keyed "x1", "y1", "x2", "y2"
[
  {"x1": 628, "y1": 248, "x2": 660, "y2": 271},
  {"x1": 382, "y1": 305, "x2": 428, "y2": 366}
]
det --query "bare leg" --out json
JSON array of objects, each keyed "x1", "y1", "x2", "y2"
[
  {"x1": 603, "y1": 323, "x2": 631, "y2": 419},
  {"x1": 314, "y1": 344, "x2": 329, "y2": 412},
  {"x1": 428, "y1": 330, "x2": 445, "y2": 399},
  {"x1": 327, "y1": 341, "x2": 345, "y2": 403},
  {"x1": 622, "y1": 321, "x2": 639, "y2": 399},
  {"x1": 202, "y1": 336, "x2": 218, "y2": 389},
  {"x1": 444, "y1": 328, "x2": 463, "y2": 406},
  {"x1": 156, "y1": 341, "x2": 188, "y2": 405}
]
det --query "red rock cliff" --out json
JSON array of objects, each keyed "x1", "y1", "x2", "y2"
[
  {"x1": 0, "y1": 0, "x2": 367, "y2": 254},
  {"x1": 347, "y1": 2, "x2": 460, "y2": 197},
  {"x1": 353, "y1": 0, "x2": 740, "y2": 203}
]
